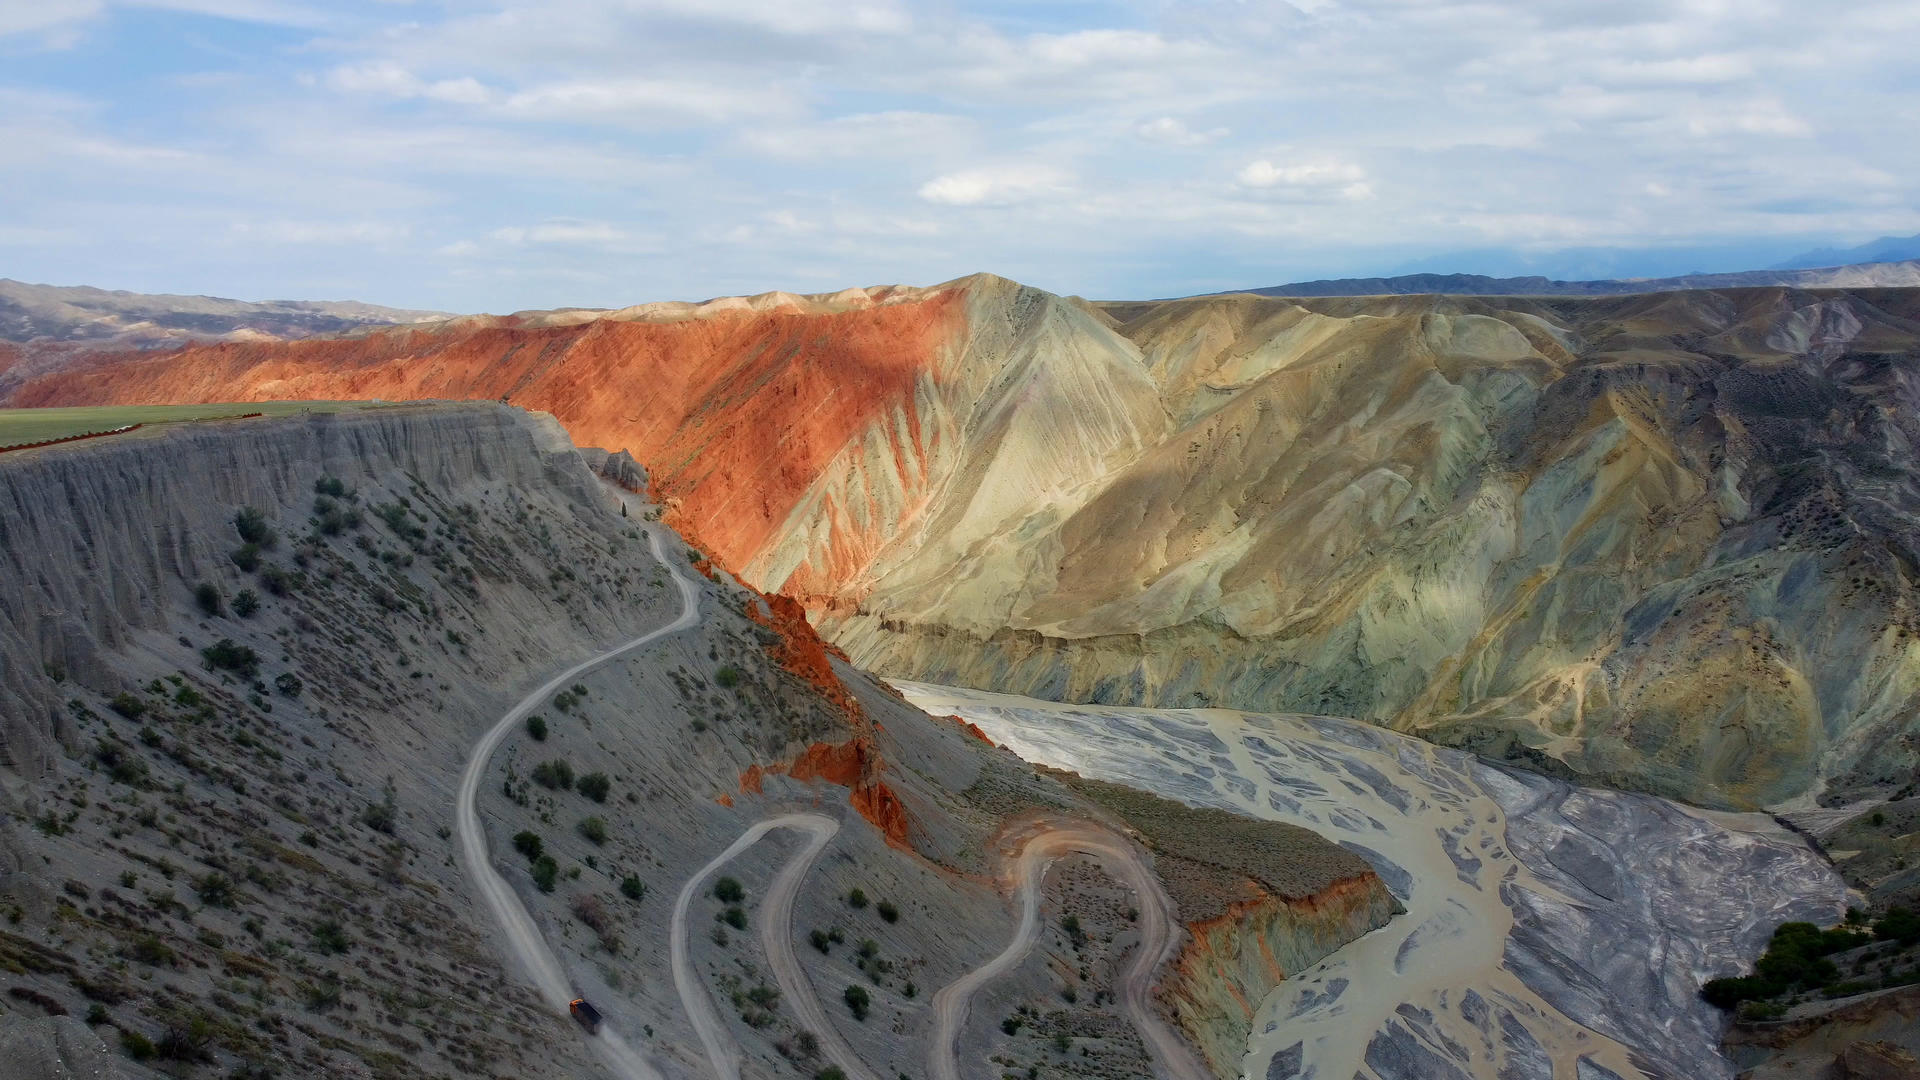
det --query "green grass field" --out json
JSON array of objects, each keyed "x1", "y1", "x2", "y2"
[{"x1": 0, "y1": 401, "x2": 373, "y2": 446}]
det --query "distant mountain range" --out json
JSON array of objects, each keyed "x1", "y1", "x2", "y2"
[
  {"x1": 0, "y1": 278, "x2": 449, "y2": 348},
  {"x1": 1221, "y1": 257, "x2": 1920, "y2": 299},
  {"x1": 1775, "y1": 232, "x2": 1920, "y2": 270}
]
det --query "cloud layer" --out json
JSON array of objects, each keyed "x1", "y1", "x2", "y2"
[{"x1": 2, "y1": 0, "x2": 1916, "y2": 310}]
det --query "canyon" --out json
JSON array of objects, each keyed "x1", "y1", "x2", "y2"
[{"x1": 15, "y1": 276, "x2": 1920, "y2": 826}]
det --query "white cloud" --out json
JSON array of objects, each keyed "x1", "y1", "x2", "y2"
[
  {"x1": 489, "y1": 221, "x2": 629, "y2": 246},
  {"x1": 500, "y1": 78, "x2": 794, "y2": 124},
  {"x1": 740, "y1": 111, "x2": 975, "y2": 160},
  {"x1": 1238, "y1": 159, "x2": 1368, "y2": 190},
  {"x1": 1135, "y1": 117, "x2": 1228, "y2": 145},
  {"x1": 0, "y1": 0, "x2": 100, "y2": 40},
  {"x1": 918, "y1": 165, "x2": 1072, "y2": 207}
]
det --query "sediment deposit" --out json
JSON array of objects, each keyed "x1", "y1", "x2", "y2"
[{"x1": 901, "y1": 681, "x2": 1849, "y2": 1080}]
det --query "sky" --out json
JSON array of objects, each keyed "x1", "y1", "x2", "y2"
[{"x1": 2, "y1": 0, "x2": 1917, "y2": 313}]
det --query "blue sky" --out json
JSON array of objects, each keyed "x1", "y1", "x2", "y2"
[{"x1": 3, "y1": 0, "x2": 1917, "y2": 313}]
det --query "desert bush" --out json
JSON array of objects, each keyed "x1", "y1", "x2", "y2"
[
  {"x1": 578, "y1": 816, "x2": 608, "y2": 845},
  {"x1": 877, "y1": 900, "x2": 899, "y2": 923},
  {"x1": 525, "y1": 715, "x2": 548, "y2": 741},
  {"x1": 234, "y1": 507, "x2": 276, "y2": 547},
  {"x1": 274, "y1": 672, "x2": 303, "y2": 697},
  {"x1": 230, "y1": 544, "x2": 262, "y2": 572},
  {"x1": 259, "y1": 564, "x2": 296, "y2": 596},
  {"x1": 531, "y1": 855, "x2": 558, "y2": 892},
  {"x1": 110, "y1": 693, "x2": 146, "y2": 719},
  {"x1": 721, "y1": 906, "x2": 747, "y2": 929},
  {"x1": 314, "y1": 476, "x2": 348, "y2": 498},
  {"x1": 194, "y1": 582, "x2": 223, "y2": 616},
  {"x1": 620, "y1": 875, "x2": 647, "y2": 901},
  {"x1": 571, "y1": 893, "x2": 611, "y2": 935},
  {"x1": 577, "y1": 772, "x2": 611, "y2": 803},
  {"x1": 512, "y1": 831, "x2": 543, "y2": 861},
  {"x1": 201, "y1": 638, "x2": 259, "y2": 677},
  {"x1": 194, "y1": 873, "x2": 234, "y2": 907},
  {"x1": 714, "y1": 877, "x2": 744, "y2": 904},
  {"x1": 810, "y1": 929, "x2": 831, "y2": 953},
  {"x1": 714, "y1": 666, "x2": 742, "y2": 689},
  {"x1": 531, "y1": 760, "x2": 574, "y2": 790},
  {"x1": 120, "y1": 1029, "x2": 157, "y2": 1060},
  {"x1": 842, "y1": 984, "x2": 869, "y2": 1021},
  {"x1": 310, "y1": 919, "x2": 351, "y2": 955},
  {"x1": 232, "y1": 589, "x2": 260, "y2": 618},
  {"x1": 847, "y1": 888, "x2": 868, "y2": 909}
]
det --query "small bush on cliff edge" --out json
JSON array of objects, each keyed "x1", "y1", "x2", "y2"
[{"x1": 193, "y1": 582, "x2": 222, "y2": 617}]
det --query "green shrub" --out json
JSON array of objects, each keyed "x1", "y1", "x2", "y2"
[
  {"x1": 847, "y1": 888, "x2": 868, "y2": 909},
  {"x1": 232, "y1": 589, "x2": 260, "y2": 618},
  {"x1": 578, "y1": 817, "x2": 608, "y2": 845},
  {"x1": 230, "y1": 544, "x2": 262, "y2": 572},
  {"x1": 129, "y1": 936, "x2": 176, "y2": 967},
  {"x1": 816, "y1": 1068, "x2": 846, "y2": 1080},
  {"x1": 620, "y1": 875, "x2": 647, "y2": 901},
  {"x1": 259, "y1": 564, "x2": 297, "y2": 596},
  {"x1": 810, "y1": 928, "x2": 831, "y2": 953},
  {"x1": 194, "y1": 582, "x2": 223, "y2": 616},
  {"x1": 532, "y1": 855, "x2": 559, "y2": 893},
  {"x1": 530, "y1": 760, "x2": 574, "y2": 790},
  {"x1": 274, "y1": 672, "x2": 303, "y2": 697},
  {"x1": 513, "y1": 831, "x2": 543, "y2": 861},
  {"x1": 1876, "y1": 907, "x2": 1920, "y2": 947},
  {"x1": 525, "y1": 715, "x2": 548, "y2": 741},
  {"x1": 234, "y1": 507, "x2": 276, "y2": 547},
  {"x1": 714, "y1": 877, "x2": 744, "y2": 904},
  {"x1": 721, "y1": 906, "x2": 747, "y2": 929},
  {"x1": 843, "y1": 984, "x2": 869, "y2": 1021},
  {"x1": 120, "y1": 1029, "x2": 157, "y2": 1061},
  {"x1": 110, "y1": 692, "x2": 146, "y2": 719},
  {"x1": 313, "y1": 476, "x2": 348, "y2": 498},
  {"x1": 714, "y1": 666, "x2": 742, "y2": 689},
  {"x1": 577, "y1": 772, "x2": 611, "y2": 803},
  {"x1": 195, "y1": 873, "x2": 234, "y2": 907},
  {"x1": 310, "y1": 919, "x2": 351, "y2": 955},
  {"x1": 877, "y1": 900, "x2": 899, "y2": 923},
  {"x1": 201, "y1": 638, "x2": 259, "y2": 677}
]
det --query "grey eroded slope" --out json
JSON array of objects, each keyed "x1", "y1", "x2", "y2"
[{"x1": 0, "y1": 404, "x2": 1376, "y2": 1080}]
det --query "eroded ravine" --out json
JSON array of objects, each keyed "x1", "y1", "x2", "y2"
[{"x1": 899, "y1": 682, "x2": 1848, "y2": 1080}]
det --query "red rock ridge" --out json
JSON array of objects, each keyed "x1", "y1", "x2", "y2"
[
  {"x1": 6, "y1": 292, "x2": 968, "y2": 590},
  {"x1": 1164, "y1": 872, "x2": 1398, "y2": 1078}
]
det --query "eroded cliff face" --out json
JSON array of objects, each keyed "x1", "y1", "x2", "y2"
[
  {"x1": 16, "y1": 280, "x2": 1920, "y2": 811},
  {"x1": 1166, "y1": 874, "x2": 1397, "y2": 1079}
]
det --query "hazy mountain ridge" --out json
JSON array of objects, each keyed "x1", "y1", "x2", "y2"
[
  {"x1": 1218, "y1": 258, "x2": 1920, "y2": 298},
  {"x1": 0, "y1": 279, "x2": 450, "y2": 347}
]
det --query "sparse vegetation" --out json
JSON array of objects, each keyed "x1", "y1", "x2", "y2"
[
  {"x1": 714, "y1": 876, "x2": 745, "y2": 904},
  {"x1": 234, "y1": 506, "x2": 277, "y2": 547},
  {"x1": 578, "y1": 816, "x2": 608, "y2": 845},
  {"x1": 531, "y1": 855, "x2": 559, "y2": 893},
  {"x1": 714, "y1": 666, "x2": 742, "y2": 689},
  {"x1": 194, "y1": 581, "x2": 223, "y2": 616},
  {"x1": 525, "y1": 714, "x2": 548, "y2": 741},
  {"x1": 877, "y1": 900, "x2": 899, "y2": 923},
  {"x1": 620, "y1": 875, "x2": 647, "y2": 901},
  {"x1": 843, "y1": 984, "x2": 870, "y2": 1021},
  {"x1": 531, "y1": 759, "x2": 575, "y2": 790},
  {"x1": 232, "y1": 588, "x2": 260, "y2": 617},
  {"x1": 201, "y1": 638, "x2": 260, "y2": 677},
  {"x1": 576, "y1": 771, "x2": 611, "y2": 802},
  {"x1": 847, "y1": 887, "x2": 868, "y2": 909},
  {"x1": 513, "y1": 831, "x2": 543, "y2": 861}
]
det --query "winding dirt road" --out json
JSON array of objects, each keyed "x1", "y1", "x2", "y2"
[
  {"x1": 668, "y1": 813, "x2": 881, "y2": 1080},
  {"x1": 928, "y1": 826, "x2": 1211, "y2": 1080},
  {"x1": 454, "y1": 524, "x2": 700, "y2": 1080}
]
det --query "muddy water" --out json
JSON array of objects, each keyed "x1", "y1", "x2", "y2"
[{"x1": 896, "y1": 682, "x2": 1848, "y2": 1080}]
